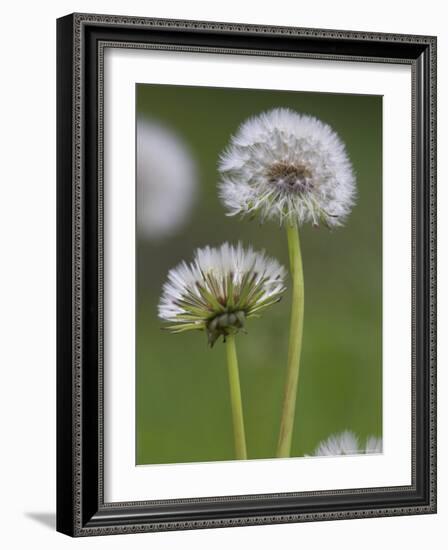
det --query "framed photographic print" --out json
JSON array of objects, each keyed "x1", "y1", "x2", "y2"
[{"x1": 56, "y1": 13, "x2": 437, "y2": 536}]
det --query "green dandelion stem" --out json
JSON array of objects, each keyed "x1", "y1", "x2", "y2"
[
  {"x1": 277, "y1": 222, "x2": 305, "y2": 458},
  {"x1": 225, "y1": 334, "x2": 248, "y2": 460}
]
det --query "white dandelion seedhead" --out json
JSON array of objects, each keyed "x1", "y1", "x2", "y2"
[
  {"x1": 364, "y1": 435, "x2": 383, "y2": 454},
  {"x1": 218, "y1": 108, "x2": 356, "y2": 228},
  {"x1": 311, "y1": 430, "x2": 383, "y2": 457},
  {"x1": 158, "y1": 242, "x2": 286, "y2": 347},
  {"x1": 137, "y1": 118, "x2": 197, "y2": 239}
]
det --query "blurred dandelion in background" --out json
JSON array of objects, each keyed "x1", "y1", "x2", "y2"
[
  {"x1": 137, "y1": 118, "x2": 197, "y2": 240},
  {"x1": 311, "y1": 430, "x2": 382, "y2": 456}
]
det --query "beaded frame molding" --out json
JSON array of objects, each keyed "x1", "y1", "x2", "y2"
[{"x1": 56, "y1": 13, "x2": 437, "y2": 537}]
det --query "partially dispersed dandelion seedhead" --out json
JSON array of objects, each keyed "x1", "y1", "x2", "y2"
[
  {"x1": 218, "y1": 108, "x2": 356, "y2": 228},
  {"x1": 310, "y1": 430, "x2": 383, "y2": 457},
  {"x1": 137, "y1": 118, "x2": 197, "y2": 239},
  {"x1": 158, "y1": 243, "x2": 286, "y2": 347}
]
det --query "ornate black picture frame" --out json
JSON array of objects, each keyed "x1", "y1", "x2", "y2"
[{"x1": 57, "y1": 13, "x2": 437, "y2": 537}]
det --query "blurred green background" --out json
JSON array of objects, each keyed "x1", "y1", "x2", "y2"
[{"x1": 136, "y1": 84, "x2": 382, "y2": 465}]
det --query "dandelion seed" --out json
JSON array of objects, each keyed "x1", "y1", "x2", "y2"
[
  {"x1": 311, "y1": 431, "x2": 383, "y2": 456},
  {"x1": 218, "y1": 108, "x2": 356, "y2": 228},
  {"x1": 137, "y1": 118, "x2": 197, "y2": 239},
  {"x1": 159, "y1": 243, "x2": 287, "y2": 460},
  {"x1": 158, "y1": 242, "x2": 286, "y2": 347},
  {"x1": 364, "y1": 435, "x2": 383, "y2": 454},
  {"x1": 218, "y1": 108, "x2": 357, "y2": 458}
]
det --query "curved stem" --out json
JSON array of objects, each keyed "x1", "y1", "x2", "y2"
[
  {"x1": 225, "y1": 334, "x2": 248, "y2": 460},
  {"x1": 277, "y1": 223, "x2": 305, "y2": 458}
]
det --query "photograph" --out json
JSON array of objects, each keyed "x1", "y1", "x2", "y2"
[
  {"x1": 135, "y1": 83, "x2": 383, "y2": 466},
  {"x1": 55, "y1": 12, "x2": 436, "y2": 537}
]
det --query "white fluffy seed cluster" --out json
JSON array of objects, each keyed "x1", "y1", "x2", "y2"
[
  {"x1": 311, "y1": 430, "x2": 382, "y2": 456},
  {"x1": 137, "y1": 119, "x2": 197, "y2": 239},
  {"x1": 158, "y1": 242, "x2": 286, "y2": 334},
  {"x1": 218, "y1": 108, "x2": 356, "y2": 228}
]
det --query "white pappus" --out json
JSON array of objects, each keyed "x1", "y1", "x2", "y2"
[
  {"x1": 218, "y1": 108, "x2": 356, "y2": 228},
  {"x1": 310, "y1": 430, "x2": 383, "y2": 457}
]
